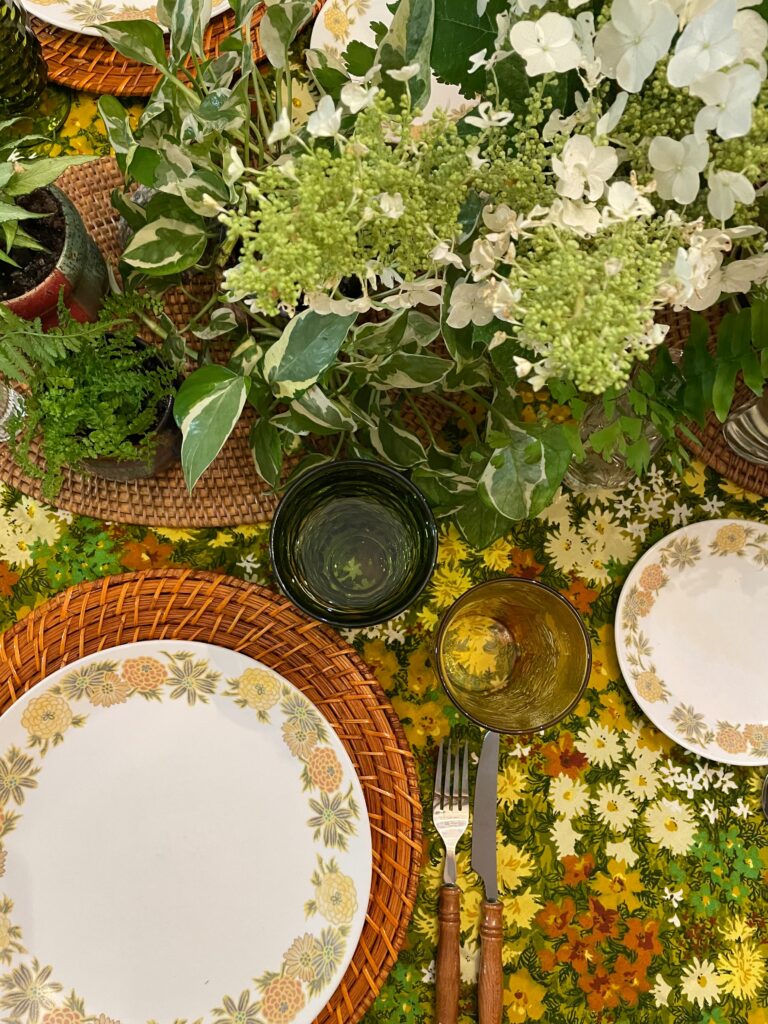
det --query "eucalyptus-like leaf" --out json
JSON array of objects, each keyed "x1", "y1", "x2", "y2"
[
  {"x1": 372, "y1": 351, "x2": 452, "y2": 389},
  {"x1": 175, "y1": 366, "x2": 248, "y2": 490},
  {"x1": 370, "y1": 416, "x2": 427, "y2": 468},
  {"x1": 121, "y1": 217, "x2": 207, "y2": 275},
  {"x1": 170, "y1": 0, "x2": 211, "y2": 66},
  {"x1": 98, "y1": 19, "x2": 169, "y2": 69},
  {"x1": 290, "y1": 386, "x2": 357, "y2": 433},
  {"x1": 263, "y1": 310, "x2": 356, "y2": 400},
  {"x1": 97, "y1": 96, "x2": 135, "y2": 159},
  {"x1": 3, "y1": 155, "x2": 95, "y2": 198},
  {"x1": 250, "y1": 417, "x2": 283, "y2": 487},
  {"x1": 479, "y1": 424, "x2": 573, "y2": 520},
  {"x1": 376, "y1": 0, "x2": 434, "y2": 109},
  {"x1": 260, "y1": 0, "x2": 315, "y2": 68}
]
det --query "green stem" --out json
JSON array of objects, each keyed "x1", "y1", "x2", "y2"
[
  {"x1": 466, "y1": 387, "x2": 493, "y2": 411},
  {"x1": 430, "y1": 393, "x2": 480, "y2": 442},
  {"x1": 404, "y1": 393, "x2": 437, "y2": 448},
  {"x1": 182, "y1": 294, "x2": 219, "y2": 334}
]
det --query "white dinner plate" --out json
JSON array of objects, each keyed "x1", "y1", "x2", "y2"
[
  {"x1": 24, "y1": 0, "x2": 228, "y2": 38},
  {"x1": 310, "y1": 0, "x2": 475, "y2": 122},
  {"x1": 616, "y1": 518, "x2": 768, "y2": 765},
  {"x1": 0, "y1": 640, "x2": 371, "y2": 1023}
]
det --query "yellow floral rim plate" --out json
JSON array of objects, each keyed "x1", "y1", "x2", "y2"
[
  {"x1": 0, "y1": 640, "x2": 371, "y2": 1024},
  {"x1": 23, "y1": 0, "x2": 228, "y2": 38},
  {"x1": 616, "y1": 518, "x2": 768, "y2": 766}
]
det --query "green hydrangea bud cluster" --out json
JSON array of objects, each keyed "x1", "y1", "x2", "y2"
[
  {"x1": 221, "y1": 97, "x2": 474, "y2": 314},
  {"x1": 621, "y1": 61, "x2": 699, "y2": 152},
  {"x1": 476, "y1": 87, "x2": 558, "y2": 213},
  {"x1": 509, "y1": 220, "x2": 681, "y2": 393}
]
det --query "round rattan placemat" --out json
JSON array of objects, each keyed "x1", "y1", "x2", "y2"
[
  {"x1": 33, "y1": 1, "x2": 323, "y2": 96},
  {"x1": 0, "y1": 568, "x2": 423, "y2": 1024},
  {"x1": 0, "y1": 156, "x2": 284, "y2": 527},
  {"x1": 662, "y1": 304, "x2": 768, "y2": 497}
]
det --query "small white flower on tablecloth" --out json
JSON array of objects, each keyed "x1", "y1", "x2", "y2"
[
  {"x1": 701, "y1": 799, "x2": 719, "y2": 824},
  {"x1": 701, "y1": 495, "x2": 726, "y2": 515},
  {"x1": 731, "y1": 797, "x2": 752, "y2": 819},
  {"x1": 653, "y1": 974, "x2": 673, "y2": 1008},
  {"x1": 421, "y1": 961, "x2": 435, "y2": 984},
  {"x1": 670, "y1": 501, "x2": 692, "y2": 526}
]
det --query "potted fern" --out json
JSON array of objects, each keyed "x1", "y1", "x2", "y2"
[{"x1": 0, "y1": 293, "x2": 180, "y2": 497}]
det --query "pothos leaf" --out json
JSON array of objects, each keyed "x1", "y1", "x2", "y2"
[
  {"x1": 174, "y1": 366, "x2": 247, "y2": 490},
  {"x1": 249, "y1": 417, "x2": 283, "y2": 487},
  {"x1": 98, "y1": 19, "x2": 169, "y2": 69},
  {"x1": 370, "y1": 417, "x2": 428, "y2": 468},
  {"x1": 479, "y1": 424, "x2": 573, "y2": 520},
  {"x1": 263, "y1": 310, "x2": 357, "y2": 400}
]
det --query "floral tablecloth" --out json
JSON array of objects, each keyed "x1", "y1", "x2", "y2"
[{"x1": 6, "y1": 95, "x2": 768, "y2": 1024}]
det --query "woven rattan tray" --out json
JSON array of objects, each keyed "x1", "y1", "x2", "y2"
[
  {"x1": 0, "y1": 568, "x2": 422, "y2": 1023},
  {"x1": 36, "y1": 4, "x2": 266, "y2": 97}
]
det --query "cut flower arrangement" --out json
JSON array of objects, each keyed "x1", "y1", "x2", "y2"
[{"x1": 92, "y1": 0, "x2": 768, "y2": 545}]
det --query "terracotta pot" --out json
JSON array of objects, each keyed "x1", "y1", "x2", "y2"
[{"x1": 3, "y1": 185, "x2": 108, "y2": 328}]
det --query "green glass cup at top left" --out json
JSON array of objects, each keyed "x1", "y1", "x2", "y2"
[{"x1": 270, "y1": 459, "x2": 438, "y2": 628}]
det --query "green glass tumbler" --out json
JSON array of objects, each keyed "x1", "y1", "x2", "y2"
[
  {"x1": 270, "y1": 459, "x2": 438, "y2": 628},
  {"x1": 0, "y1": 0, "x2": 46, "y2": 115}
]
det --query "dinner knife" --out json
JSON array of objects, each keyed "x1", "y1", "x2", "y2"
[{"x1": 471, "y1": 730, "x2": 503, "y2": 1024}]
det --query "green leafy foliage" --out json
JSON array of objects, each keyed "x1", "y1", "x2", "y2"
[{"x1": 2, "y1": 294, "x2": 176, "y2": 500}]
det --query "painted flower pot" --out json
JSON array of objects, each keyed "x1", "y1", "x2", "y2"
[{"x1": 3, "y1": 185, "x2": 108, "y2": 328}]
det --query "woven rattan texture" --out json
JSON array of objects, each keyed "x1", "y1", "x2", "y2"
[
  {"x1": 33, "y1": 7, "x2": 266, "y2": 97},
  {"x1": 661, "y1": 304, "x2": 768, "y2": 497},
  {"x1": 0, "y1": 156, "x2": 282, "y2": 527},
  {"x1": 0, "y1": 569, "x2": 423, "y2": 1023}
]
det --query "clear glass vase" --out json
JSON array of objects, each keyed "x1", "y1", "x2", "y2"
[
  {"x1": 563, "y1": 394, "x2": 663, "y2": 493},
  {"x1": 0, "y1": 384, "x2": 24, "y2": 442},
  {"x1": 722, "y1": 389, "x2": 768, "y2": 466}
]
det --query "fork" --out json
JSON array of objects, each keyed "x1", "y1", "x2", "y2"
[{"x1": 433, "y1": 738, "x2": 469, "y2": 1024}]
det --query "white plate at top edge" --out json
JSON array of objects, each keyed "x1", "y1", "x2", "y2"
[{"x1": 26, "y1": 0, "x2": 229, "y2": 39}]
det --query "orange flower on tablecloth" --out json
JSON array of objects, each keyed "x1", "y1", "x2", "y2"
[
  {"x1": 623, "y1": 917, "x2": 662, "y2": 958},
  {"x1": 503, "y1": 967, "x2": 546, "y2": 1023},
  {"x1": 540, "y1": 733, "x2": 588, "y2": 779},
  {"x1": 609, "y1": 953, "x2": 652, "y2": 1006},
  {"x1": 0, "y1": 562, "x2": 19, "y2": 597},
  {"x1": 308, "y1": 747, "x2": 343, "y2": 792},
  {"x1": 260, "y1": 976, "x2": 306, "y2": 1024},
  {"x1": 591, "y1": 860, "x2": 643, "y2": 911},
  {"x1": 555, "y1": 927, "x2": 603, "y2": 975},
  {"x1": 536, "y1": 898, "x2": 577, "y2": 939},
  {"x1": 120, "y1": 533, "x2": 174, "y2": 571},
  {"x1": 579, "y1": 967, "x2": 621, "y2": 1012},
  {"x1": 578, "y1": 898, "x2": 620, "y2": 938},
  {"x1": 597, "y1": 691, "x2": 634, "y2": 732},
  {"x1": 561, "y1": 853, "x2": 596, "y2": 886},
  {"x1": 507, "y1": 547, "x2": 544, "y2": 580},
  {"x1": 561, "y1": 577, "x2": 599, "y2": 614}
]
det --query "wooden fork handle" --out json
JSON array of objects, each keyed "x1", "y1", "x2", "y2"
[
  {"x1": 478, "y1": 899, "x2": 503, "y2": 1024},
  {"x1": 436, "y1": 884, "x2": 460, "y2": 1024}
]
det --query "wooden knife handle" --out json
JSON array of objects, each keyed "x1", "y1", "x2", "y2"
[
  {"x1": 435, "y1": 884, "x2": 460, "y2": 1024},
  {"x1": 478, "y1": 899, "x2": 503, "y2": 1024}
]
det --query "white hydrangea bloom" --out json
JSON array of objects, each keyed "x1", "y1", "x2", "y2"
[
  {"x1": 595, "y1": 91, "x2": 629, "y2": 136},
  {"x1": 594, "y1": 0, "x2": 678, "y2": 93},
  {"x1": 542, "y1": 198, "x2": 602, "y2": 236},
  {"x1": 603, "y1": 181, "x2": 655, "y2": 221},
  {"x1": 707, "y1": 168, "x2": 756, "y2": 219},
  {"x1": 387, "y1": 62, "x2": 421, "y2": 82},
  {"x1": 429, "y1": 242, "x2": 464, "y2": 269},
  {"x1": 552, "y1": 135, "x2": 618, "y2": 201},
  {"x1": 667, "y1": 0, "x2": 741, "y2": 87},
  {"x1": 509, "y1": 12, "x2": 583, "y2": 76},
  {"x1": 378, "y1": 192, "x2": 405, "y2": 219},
  {"x1": 446, "y1": 280, "x2": 498, "y2": 328},
  {"x1": 733, "y1": 10, "x2": 768, "y2": 79},
  {"x1": 648, "y1": 134, "x2": 710, "y2": 204},
  {"x1": 464, "y1": 101, "x2": 515, "y2": 129},
  {"x1": 306, "y1": 95, "x2": 341, "y2": 138},
  {"x1": 340, "y1": 82, "x2": 377, "y2": 113},
  {"x1": 692, "y1": 64, "x2": 763, "y2": 139}
]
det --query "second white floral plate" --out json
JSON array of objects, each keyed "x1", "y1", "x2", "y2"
[
  {"x1": 0, "y1": 640, "x2": 371, "y2": 1024},
  {"x1": 24, "y1": 0, "x2": 228, "y2": 38},
  {"x1": 616, "y1": 518, "x2": 768, "y2": 765}
]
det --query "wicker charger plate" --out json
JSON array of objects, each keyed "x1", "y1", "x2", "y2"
[{"x1": 0, "y1": 568, "x2": 423, "y2": 1024}]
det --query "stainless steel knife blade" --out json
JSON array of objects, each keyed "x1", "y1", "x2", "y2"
[{"x1": 471, "y1": 730, "x2": 500, "y2": 901}]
